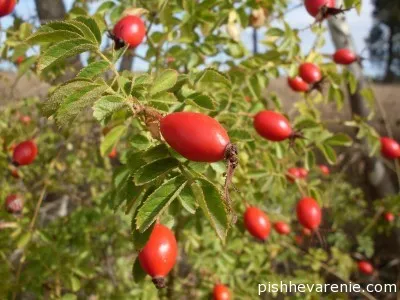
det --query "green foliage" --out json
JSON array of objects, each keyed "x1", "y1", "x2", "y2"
[{"x1": 1, "y1": 0, "x2": 399, "y2": 299}]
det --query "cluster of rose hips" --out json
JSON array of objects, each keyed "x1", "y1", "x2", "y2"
[
  {"x1": 4, "y1": 139, "x2": 38, "y2": 214},
  {"x1": 287, "y1": 48, "x2": 358, "y2": 93}
]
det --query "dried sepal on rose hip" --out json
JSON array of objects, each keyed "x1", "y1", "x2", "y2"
[
  {"x1": 160, "y1": 112, "x2": 238, "y2": 222},
  {"x1": 138, "y1": 224, "x2": 177, "y2": 289}
]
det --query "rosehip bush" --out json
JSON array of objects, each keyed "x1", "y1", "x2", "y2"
[{"x1": 1, "y1": 0, "x2": 400, "y2": 299}]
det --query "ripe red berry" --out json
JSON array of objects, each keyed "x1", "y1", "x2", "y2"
[
  {"x1": 297, "y1": 167, "x2": 308, "y2": 179},
  {"x1": 113, "y1": 15, "x2": 146, "y2": 48},
  {"x1": 302, "y1": 227, "x2": 312, "y2": 236},
  {"x1": 138, "y1": 224, "x2": 178, "y2": 288},
  {"x1": 384, "y1": 212, "x2": 395, "y2": 223},
  {"x1": 108, "y1": 147, "x2": 117, "y2": 159},
  {"x1": 11, "y1": 168, "x2": 20, "y2": 179},
  {"x1": 296, "y1": 197, "x2": 322, "y2": 231},
  {"x1": 319, "y1": 164, "x2": 330, "y2": 175},
  {"x1": 380, "y1": 137, "x2": 400, "y2": 159},
  {"x1": 160, "y1": 112, "x2": 230, "y2": 162},
  {"x1": 5, "y1": 194, "x2": 23, "y2": 214},
  {"x1": 253, "y1": 110, "x2": 292, "y2": 141},
  {"x1": 19, "y1": 115, "x2": 31, "y2": 125},
  {"x1": 295, "y1": 234, "x2": 303, "y2": 245},
  {"x1": 244, "y1": 206, "x2": 271, "y2": 241},
  {"x1": 299, "y1": 63, "x2": 322, "y2": 84},
  {"x1": 273, "y1": 221, "x2": 291, "y2": 235},
  {"x1": 15, "y1": 55, "x2": 24, "y2": 65},
  {"x1": 333, "y1": 48, "x2": 357, "y2": 65},
  {"x1": 358, "y1": 261, "x2": 374, "y2": 275},
  {"x1": 213, "y1": 284, "x2": 231, "y2": 300},
  {"x1": 287, "y1": 76, "x2": 310, "y2": 92},
  {"x1": 12, "y1": 140, "x2": 38, "y2": 166},
  {"x1": 304, "y1": 0, "x2": 335, "y2": 17},
  {"x1": 0, "y1": 0, "x2": 16, "y2": 17},
  {"x1": 286, "y1": 167, "x2": 300, "y2": 183}
]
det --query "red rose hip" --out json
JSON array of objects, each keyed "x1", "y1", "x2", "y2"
[
  {"x1": 160, "y1": 112, "x2": 230, "y2": 162},
  {"x1": 286, "y1": 167, "x2": 300, "y2": 183},
  {"x1": 0, "y1": 0, "x2": 16, "y2": 17},
  {"x1": 319, "y1": 164, "x2": 329, "y2": 175},
  {"x1": 12, "y1": 140, "x2": 38, "y2": 166},
  {"x1": 5, "y1": 194, "x2": 23, "y2": 214},
  {"x1": 287, "y1": 76, "x2": 309, "y2": 92},
  {"x1": 273, "y1": 221, "x2": 291, "y2": 235},
  {"x1": 244, "y1": 206, "x2": 271, "y2": 241},
  {"x1": 138, "y1": 224, "x2": 178, "y2": 288},
  {"x1": 253, "y1": 110, "x2": 292, "y2": 141},
  {"x1": 297, "y1": 167, "x2": 308, "y2": 179},
  {"x1": 296, "y1": 197, "x2": 322, "y2": 231},
  {"x1": 333, "y1": 48, "x2": 357, "y2": 65},
  {"x1": 299, "y1": 63, "x2": 322, "y2": 84},
  {"x1": 304, "y1": 0, "x2": 335, "y2": 17},
  {"x1": 358, "y1": 261, "x2": 374, "y2": 275},
  {"x1": 213, "y1": 283, "x2": 231, "y2": 300},
  {"x1": 380, "y1": 137, "x2": 400, "y2": 159},
  {"x1": 108, "y1": 147, "x2": 117, "y2": 159},
  {"x1": 384, "y1": 212, "x2": 395, "y2": 222},
  {"x1": 113, "y1": 15, "x2": 146, "y2": 48}
]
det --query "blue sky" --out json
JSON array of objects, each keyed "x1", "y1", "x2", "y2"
[{"x1": 0, "y1": 0, "x2": 376, "y2": 74}]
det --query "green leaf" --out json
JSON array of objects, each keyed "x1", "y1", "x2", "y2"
[
  {"x1": 228, "y1": 129, "x2": 253, "y2": 143},
  {"x1": 136, "y1": 176, "x2": 187, "y2": 232},
  {"x1": 132, "y1": 258, "x2": 147, "y2": 283},
  {"x1": 17, "y1": 56, "x2": 37, "y2": 76},
  {"x1": 100, "y1": 125, "x2": 126, "y2": 157},
  {"x1": 45, "y1": 21, "x2": 86, "y2": 36},
  {"x1": 305, "y1": 151, "x2": 315, "y2": 170},
  {"x1": 196, "y1": 68, "x2": 231, "y2": 89},
  {"x1": 75, "y1": 16, "x2": 102, "y2": 44},
  {"x1": 187, "y1": 93, "x2": 216, "y2": 110},
  {"x1": 42, "y1": 79, "x2": 93, "y2": 117},
  {"x1": 134, "y1": 158, "x2": 180, "y2": 186},
  {"x1": 150, "y1": 69, "x2": 178, "y2": 95},
  {"x1": 142, "y1": 144, "x2": 171, "y2": 163},
  {"x1": 26, "y1": 29, "x2": 82, "y2": 44},
  {"x1": 67, "y1": 19, "x2": 99, "y2": 44},
  {"x1": 61, "y1": 294, "x2": 77, "y2": 300},
  {"x1": 93, "y1": 95, "x2": 126, "y2": 122},
  {"x1": 195, "y1": 178, "x2": 229, "y2": 242},
  {"x1": 77, "y1": 60, "x2": 110, "y2": 79},
  {"x1": 267, "y1": 27, "x2": 285, "y2": 37},
  {"x1": 346, "y1": 71, "x2": 357, "y2": 94},
  {"x1": 132, "y1": 220, "x2": 155, "y2": 251},
  {"x1": 55, "y1": 84, "x2": 108, "y2": 128},
  {"x1": 325, "y1": 133, "x2": 353, "y2": 147},
  {"x1": 38, "y1": 38, "x2": 97, "y2": 72},
  {"x1": 70, "y1": 275, "x2": 81, "y2": 292},
  {"x1": 318, "y1": 143, "x2": 337, "y2": 164},
  {"x1": 178, "y1": 183, "x2": 199, "y2": 214},
  {"x1": 17, "y1": 232, "x2": 31, "y2": 249},
  {"x1": 151, "y1": 92, "x2": 178, "y2": 104}
]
